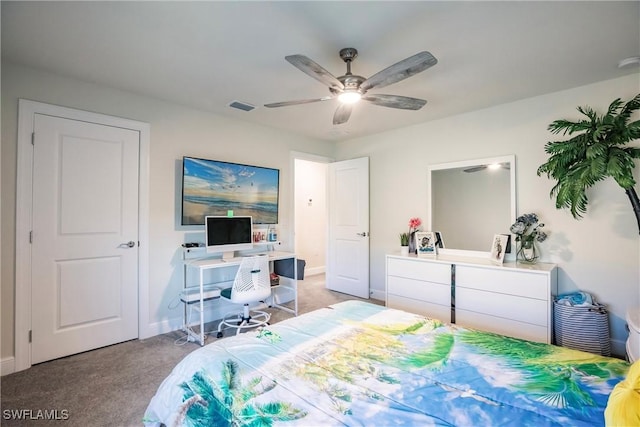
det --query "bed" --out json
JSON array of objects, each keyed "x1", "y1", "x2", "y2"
[{"x1": 144, "y1": 300, "x2": 630, "y2": 426}]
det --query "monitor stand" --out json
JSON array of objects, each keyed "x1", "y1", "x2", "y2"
[{"x1": 222, "y1": 251, "x2": 235, "y2": 261}]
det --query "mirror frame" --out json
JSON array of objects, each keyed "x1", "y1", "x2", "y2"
[{"x1": 427, "y1": 155, "x2": 517, "y2": 259}]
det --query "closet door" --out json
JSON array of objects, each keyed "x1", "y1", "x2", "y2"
[{"x1": 31, "y1": 114, "x2": 140, "y2": 364}]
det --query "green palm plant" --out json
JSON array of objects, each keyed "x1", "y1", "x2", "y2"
[
  {"x1": 179, "y1": 360, "x2": 307, "y2": 426},
  {"x1": 537, "y1": 94, "x2": 640, "y2": 233}
]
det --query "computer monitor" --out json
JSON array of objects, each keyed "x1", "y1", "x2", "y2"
[{"x1": 205, "y1": 216, "x2": 253, "y2": 259}]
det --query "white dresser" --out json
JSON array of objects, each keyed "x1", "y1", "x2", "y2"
[{"x1": 386, "y1": 254, "x2": 558, "y2": 343}]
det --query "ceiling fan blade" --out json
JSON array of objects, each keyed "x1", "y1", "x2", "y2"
[
  {"x1": 264, "y1": 96, "x2": 334, "y2": 108},
  {"x1": 333, "y1": 103, "x2": 352, "y2": 125},
  {"x1": 360, "y1": 51, "x2": 437, "y2": 92},
  {"x1": 362, "y1": 94, "x2": 427, "y2": 110},
  {"x1": 463, "y1": 162, "x2": 511, "y2": 173},
  {"x1": 285, "y1": 54, "x2": 344, "y2": 91},
  {"x1": 463, "y1": 166, "x2": 487, "y2": 173}
]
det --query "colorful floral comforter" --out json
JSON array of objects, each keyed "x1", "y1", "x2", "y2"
[{"x1": 144, "y1": 300, "x2": 628, "y2": 426}]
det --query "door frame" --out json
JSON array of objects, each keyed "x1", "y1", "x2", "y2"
[
  {"x1": 15, "y1": 99, "x2": 150, "y2": 372},
  {"x1": 290, "y1": 151, "x2": 333, "y2": 271}
]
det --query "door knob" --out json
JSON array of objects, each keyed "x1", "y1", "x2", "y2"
[
  {"x1": 356, "y1": 232, "x2": 369, "y2": 237},
  {"x1": 120, "y1": 241, "x2": 136, "y2": 248}
]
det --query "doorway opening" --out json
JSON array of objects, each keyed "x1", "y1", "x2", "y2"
[{"x1": 293, "y1": 157, "x2": 328, "y2": 277}]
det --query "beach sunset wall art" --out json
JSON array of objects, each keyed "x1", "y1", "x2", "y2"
[{"x1": 181, "y1": 156, "x2": 280, "y2": 225}]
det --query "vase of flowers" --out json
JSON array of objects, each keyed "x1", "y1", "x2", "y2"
[
  {"x1": 510, "y1": 213, "x2": 548, "y2": 264},
  {"x1": 399, "y1": 232, "x2": 410, "y2": 256},
  {"x1": 408, "y1": 217, "x2": 422, "y2": 254}
]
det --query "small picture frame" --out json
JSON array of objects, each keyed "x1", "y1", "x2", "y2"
[
  {"x1": 490, "y1": 234, "x2": 509, "y2": 265},
  {"x1": 434, "y1": 231, "x2": 445, "y2": 249},
  {"x1": 415, "y1": 231, "x2": 437, "y2": 257}
]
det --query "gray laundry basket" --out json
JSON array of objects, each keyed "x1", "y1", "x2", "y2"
[{"x1": 553, "y1": 301, "x2": 611, "y2": 356}]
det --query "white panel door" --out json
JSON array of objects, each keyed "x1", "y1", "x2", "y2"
[
  {"x1": 326, "y1": 157, "x2": 369, "y2": 298},
  {"x1": 31, "y1": 114, "x2": 140, "y2": 364}
]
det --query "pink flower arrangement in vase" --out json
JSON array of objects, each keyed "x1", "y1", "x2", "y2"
[{"x1": 408, "y1": 217, "x2": 422, "y2": 254}]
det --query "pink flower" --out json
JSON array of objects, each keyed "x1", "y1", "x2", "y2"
[{"x1": 408, "y1": 217, "x2": 422, "y2": 232}]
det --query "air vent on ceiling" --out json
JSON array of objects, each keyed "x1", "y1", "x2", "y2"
[{"x1": 228, "y1": 101, "x2": 256, "y2": 112}]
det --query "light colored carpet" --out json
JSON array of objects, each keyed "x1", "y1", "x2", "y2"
[{"x1": 0, "y1": 274, "x2": 381, "y2": 427}]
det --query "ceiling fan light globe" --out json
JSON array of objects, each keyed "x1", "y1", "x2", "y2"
[{"x1": 338, "y1": 91, "x2": 362, "y2": 104}]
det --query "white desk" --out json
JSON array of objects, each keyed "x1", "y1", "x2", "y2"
[{"x1": 182, "y1": 250, "x2": 299, "y2": 345}]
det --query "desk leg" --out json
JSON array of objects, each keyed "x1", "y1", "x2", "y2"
[
  {"x1": 293, "y1": 260, "x2": 298, "y2": 316},
  {"x1": 198, "y1": 268, "x2": 205, "y2": 345}
]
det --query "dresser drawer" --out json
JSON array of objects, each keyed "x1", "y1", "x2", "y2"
[
  {"x1": 456, "y1": 309, "x2": 549, "y2": 343},
  {"x1": 387, "y1": 257, "x2": 451, "y2": 284},
  {"x1": 456, "y1": 265, "x2": 548, "y2": 300},
  {"x1": 456, "y1": 287, "x2": 548, "y2": 326},
  {"x1": 387, "y1": 294, "x2": 451, "y2": 322},
  {"x1": 387, "y1": 276, "x2": 450, "y2": 306}
]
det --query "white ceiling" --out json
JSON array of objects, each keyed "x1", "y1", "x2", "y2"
[{"x1": 2, "y1": 1, "x2": 639, "y2": 142}]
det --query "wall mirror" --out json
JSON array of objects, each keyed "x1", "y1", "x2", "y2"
[{"x1": 427, "y1": 155, "x2": 516, "y2": 256}]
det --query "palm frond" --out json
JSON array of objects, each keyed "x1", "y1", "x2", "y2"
[
  {"x1": 365, "y1": 318, "x2": 439, "y2": 336},
  {"x1": 628, "y1": 119, "x2": 640, "y2": 140},
  {"x1": 243, "y1": 402, "x2": 307, "y2": 425},
  {"x1": 526, "y1": 373, "x2": 595, "y2": 409},
  {"x1": 608, "y1": 148, "x2": 639, "y2": 189},
  {"x1": 623, "y1": 146, "x2": 640, "y2": 159},
  {"x1": 617, "y1": 94, "x2": 640, "y2": 123},
  {"x1": 458, "y1": 330, "x2": 553, "y2": 359},
  {"x1": 180, "y1": 361, "x2": 308, "y2": 426},
  {"x1": 585, "y1": 142, "x2": 606, "y2": 159},
  {"x1": 401, "y1": 332, "x2": 455, "y2": 368},
  {"x1": 539, "y1": 94, "x2": 640, "y2": 222},
  {"x1": 180, "y1": 371, "x2": 233, "y2": 427},
  {"x1": 547, "y1": 118, "x2": 593, "y2": 136},
  {"x1": 606, "y1": 97, "x2": 625, "y2": 117},
  {"x1": 376, "y1": 370, "x2": 401, "y2": 384}
]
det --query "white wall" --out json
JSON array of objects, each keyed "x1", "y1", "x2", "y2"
[
  {"x1": 1, "y1": 62, "x2": 333, "y2": 362},
  {"x1": 335, "y1": 74, "x2": 640, "y2": 356},
  {"x1": 294, "y1": 158, "x2": 327, "y2": 275}
]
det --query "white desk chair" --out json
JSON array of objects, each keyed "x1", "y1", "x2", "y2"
[{"x1": 216, "y1": 255, "x2": 272, "y2": 338}]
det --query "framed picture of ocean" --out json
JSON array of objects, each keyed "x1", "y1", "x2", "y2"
[{"x1": 181, "y1": 156, "x2": 280, "y2": 225}]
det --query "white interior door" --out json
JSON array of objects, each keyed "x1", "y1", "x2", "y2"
[
  {"x1": 31, "y1": 114, "x2": 140, "y2": 364},
  {"x1": 326, "y1": 157, "x2": 369, "y2": 298}
]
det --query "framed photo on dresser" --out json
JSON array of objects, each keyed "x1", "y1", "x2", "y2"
[
  {"x1": 490, "y1": 234, "x2": 509, "y2": 265},
  {"x1": 415, "y1": 231, "x2": 437, "y2": 257},
  {"x1": 434, "y1": 231, "x2": 445, "y2": 248}
]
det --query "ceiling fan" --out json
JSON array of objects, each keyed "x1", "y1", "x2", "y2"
[{"x1": 264, "y1": 48, "x2": 438, "y2": 125}]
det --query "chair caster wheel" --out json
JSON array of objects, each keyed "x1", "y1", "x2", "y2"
[{"x1": 216, "y1": 332, "x2": 223, "y2": 339}]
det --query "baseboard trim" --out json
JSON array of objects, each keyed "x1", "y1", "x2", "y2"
[
  {"x1": 304, "y1": 266, "x2": 325, "y2": 276},
  {"x1": 143, "y1": 299, "x2": 253, "y2": 339},
  {"x1": 1, "y1": 357, "x2": 16, "y2": 376}
]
